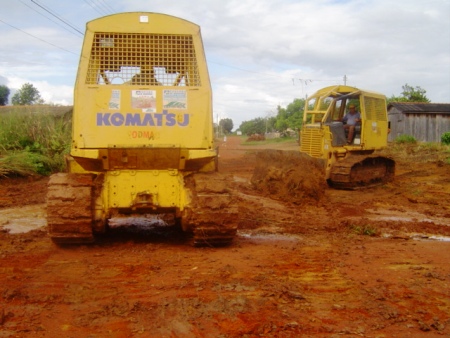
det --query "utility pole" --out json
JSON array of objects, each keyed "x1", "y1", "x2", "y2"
[
  {"x1": 343, "y1": 75, "x2": 347, "y2": 85},
  {"x1": 216, "y1": 113, "x2": 219, "y2": 138}
]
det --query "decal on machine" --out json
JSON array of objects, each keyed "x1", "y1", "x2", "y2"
[
  {"x1": 129, "y1": 130, "x2": 156, "y2": 140},
  {"x1": 96, "y1": 111, "x2": 190, "y2": 127},
  {"x1": 131, "y1": 90, "x2": 156, "y2": 113},
  {"x1": 109, "y1": 90, "x2": 121, "y2": 109},
  {"x1": 163, "y1": 89, "x2": 187, "y2": 109}
]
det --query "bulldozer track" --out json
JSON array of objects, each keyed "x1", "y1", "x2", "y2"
[
  {"x1": 47, "y1": 173, "x2": 95, "y2": 244},
  {"x1": 329, "y1": 155, "x2": 395, "y2": 190},
  {"x1": 186, "y1": 172, "x2": 238, "y2": 246}
]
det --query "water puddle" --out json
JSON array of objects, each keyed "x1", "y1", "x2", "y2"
[
  {"x1": 383, "y1": 233, "x2": 450, "y2": 242},
  {"x1": 411, "y1": 234, "x2": 450, "y2": 242},
  {"x1": 108, "y1": 215, "x2": 173, "y2": 229},
  {"x1": 233, "y1": 175, "x2": 248, "y2": 183},
  {"x1": 238, "y1": 230, "x2": 302, "y2": 242},
  {"x1": 427, "y1": 236, "x2": 450, "y2": 242},
  {"x1": 364, "y1": 208, "x2": 448, "y2": 226},
  {"x1": 0, "y1": 204, "x2": 47, "y2": 234}
]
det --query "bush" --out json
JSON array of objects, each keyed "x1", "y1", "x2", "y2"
[
  {"x1": 0, "y1": 151, "x2": 56, "y2": 176},
  {"x1": 247, "y1": 134, "x2": 265, "y2": 142},
  {"x1": 441, "y1": 132, "x2": 450, "y2": 145},
  {"x1": 0, "y1": 109, "x2": 71, "y2": 176},
  {"x1": 349, "y1": 223, "x2": 378, "y2": 236},
  {"x1": 394, "y1": 134, "x2": 417, "y2": 144}
]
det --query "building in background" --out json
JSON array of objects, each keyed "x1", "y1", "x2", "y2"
[{"x1": 387, "y1": 103, "x2": 450, "y2": 143}]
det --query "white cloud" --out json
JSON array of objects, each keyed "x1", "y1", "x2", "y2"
[{"x1": 35, "y1": 81, "x2": 73, "y2": 105}]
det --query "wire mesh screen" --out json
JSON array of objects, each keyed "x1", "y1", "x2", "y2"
[
  {"x1": 364, "y1": 97, "x2": 386, "y2": 121},
  {"x1": 86, "y1": 33, "x2": 201, "y2": 86}
]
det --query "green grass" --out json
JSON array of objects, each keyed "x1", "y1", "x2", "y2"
[
  {"x1": 242, "y1": 136, "x2": 298, "y2": 146},
  {"x1": 394, "y1": 134, "x2": 417, "y2": 144},
  {"x1": 381, "y1": 141, "x2": 450, "y2": 165},
  {"x1": 0, "y1": 107, "x2": 72, "y2": 176},
  {"x1": 349, "y1": 224, "x2": 378, "y2": 236},
  {"x1": 441, "y1": 131, "x2": 450, "y2": 145}
]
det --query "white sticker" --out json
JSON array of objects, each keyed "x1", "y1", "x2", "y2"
[
  {"x1": 163, "y1": 90, "x2": 187, "y2": 109},
  {"x1": 109, "y1": 90, "x2": 120, "y2": 109},
  {"x1": 132, "y1": 90, "x2": 156, "y2": 113}
]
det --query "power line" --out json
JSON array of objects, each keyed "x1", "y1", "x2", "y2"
[
  {"x1": 0, "y1": 18, "x2": 78, "y2": 55},
  {"x1": 83, "y1": 0, "x2": 107, "y2": 16},
  {"x1": 84, "y1": 0, "x2": 111, "y2": 16},
  {"x1": 18, "y1": 0, "x2": 81, "y2": 38},
  {"x1": 98, "y1": 0, "x2": 117, "y2": 14},
  {"x1": 30, "y1": 0, "x2": 84, "y2": 35},
  {"x1": 95, "y1": 0, "x2": 115, "y2": 15}
]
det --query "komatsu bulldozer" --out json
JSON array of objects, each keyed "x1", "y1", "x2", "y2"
[
  {"x1": 47, "y1": 13, "x2": 237, "y2": 245},
  {"x1": 300, "y1": 85, "x2": 395, "y2": 189}
]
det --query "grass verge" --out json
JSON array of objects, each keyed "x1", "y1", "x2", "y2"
[{"x1": 0, "y1": 107, "x2": 72, "y2": 176}]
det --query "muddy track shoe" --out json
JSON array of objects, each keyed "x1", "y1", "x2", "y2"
[
  {"x1": 47, "y1": 173, "x2": 95, "y2": 244},
  {"x1": 329, "y1": 155, "x2": 395, "y2": 190},
  {"x1": 187, "y1": 172, "x2": 238, "y2": 246}
]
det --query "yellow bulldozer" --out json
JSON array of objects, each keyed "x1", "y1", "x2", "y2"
[
  {"x1": 47, "y1": 13, "x2": 237, "y2": 245},
  {"x1": 300, "y1": 85, "x2": 395, "y2": 189}
]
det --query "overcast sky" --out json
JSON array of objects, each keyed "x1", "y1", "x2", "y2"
[{"x1": 1, "y1": 0, "x2": 449, "y2": 129}]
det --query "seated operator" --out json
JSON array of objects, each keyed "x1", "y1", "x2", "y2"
[{"x1": 342, "y1": 104, "x2": 361, "y2": 144}]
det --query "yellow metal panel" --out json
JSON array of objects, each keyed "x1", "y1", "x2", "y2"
[
  {"x1": 360, "y1": 95, "x2": 389, "y2": 149},
  {"x1": 105, "y1": 170, "x2": 188, "y2": 210},
  {"x1": 300, "y1": 127, "x2": 324, "y2": 158},
  {"x1": 72, "y1": 13, "x2": 213, "y2": 153}
]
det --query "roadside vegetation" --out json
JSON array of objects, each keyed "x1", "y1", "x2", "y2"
[
  {"x1": 0, "y1": 108, "x2": 448, "y2": 177},
  {"x1": 0, "y1": 106, "x2": 72, "y2": 177},
  {"x1": 242, "y1": 135, "x2": 298, "y2": 146},
  {"x1": 381, "y1": 134, "x2": 450, "y2": 165}
]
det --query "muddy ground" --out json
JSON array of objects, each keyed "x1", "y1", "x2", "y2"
[{"x1": 0, "y1": 136, "x2": 449, "y2": 337}]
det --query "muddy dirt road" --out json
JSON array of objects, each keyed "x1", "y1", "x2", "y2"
[{"x1": 1, "y1": 136, "x2": 449, "y2": 337}]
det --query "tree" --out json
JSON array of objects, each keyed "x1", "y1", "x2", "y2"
[
  {"x1": 11, "y1": 83, "x2": 42, "y2": 105},
  {"x1": 239, "y1": 117, "x2": 266, "y2": 135},
  {"x1": 237, "y1": 98, "x2": 306, "y2": 136},
  {"x1": 0, "y1": 84, "x2": 10, "y2": 105},
  {"x1": 219, "y1": 118, "x2": 234, "y2": 134},
  {"x1": 388, "y1": 84, "x2": 430, "y2": 104},
  {"x1": 274, "y1": 98, "x2": 305, "y2": 133}
]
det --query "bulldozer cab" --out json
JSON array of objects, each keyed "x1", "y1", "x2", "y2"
[
  {"x1": 300, "y1": 85, "x2": 394, "y2": 189},
  {"x1": 301, "y1": 85, "x2": 389, "y2": 156},
  {"x1": 327, "y1": 99, "x2": 360, "y2": 122},
  {"x1": 306, "y1": 90, "x2": 360, "y2": 124}
]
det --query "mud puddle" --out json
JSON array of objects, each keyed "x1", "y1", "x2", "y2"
[
  {"x1": 0, "y1": 204, "x2": 46, "y2": 233},
  {"x1": 108, "y1": 215, "x2": 172, "y2": 228},
  {"x1": 411, "y1": 234, "x2": 450, "y2": 242},
  {"x1": 238, "y1": 230, "x2": 302, "y2": 242},
  {"x1": 355, "y1": 207, "x2": 449, "y2": 226}
]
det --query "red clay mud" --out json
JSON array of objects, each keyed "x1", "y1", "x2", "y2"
[{"x1": 0, "y1": 136, "x2": 449, "y2": 337}]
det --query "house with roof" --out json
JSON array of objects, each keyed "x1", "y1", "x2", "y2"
[{"x1": 387, "y1": 103, "x2": 450, "y2": 143}]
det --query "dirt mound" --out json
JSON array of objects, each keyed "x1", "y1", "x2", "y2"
[
  {"x1": 246, "y1": 134, "x2": 265, "y2": 141},
  {"x1": 250, "y1": 149, "x2": 327, "y2": 204}
]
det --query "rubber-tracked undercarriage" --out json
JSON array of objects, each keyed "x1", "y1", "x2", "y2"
[
  {"x1": 183, "y1": 173, "x2": 238, "y2": 246},
  {"x1": 328, "y1": 155, "x2": 395, "y2": 190},
  {"x1": 47, "y1": 171, "x2": 238, "y2": 246}
]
